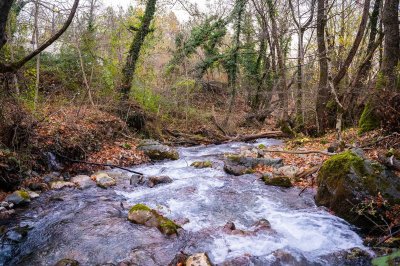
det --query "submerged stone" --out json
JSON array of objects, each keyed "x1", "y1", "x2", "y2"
[
  {"x1": 54, "y1": 258, "x2": 79, "y2": 266},
  {"x1": 128, "y1": 204, "x2": 180, "y2": 235},
  {"x1": 147, "y1": 176, "x2": 173, "y2": 188}
]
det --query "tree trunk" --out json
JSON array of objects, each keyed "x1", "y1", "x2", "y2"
[
  {"x1": 316, "y1": 0, "x2": 330, "y2": 132},
  {"x1": 267, "y1": 0, "x2": 288, "y2": 122},
  {"x1": 0, "y1": 0, "x2": 14, "y2": 50},
  {"x1": 119, "y1": 0, "x2": 157, "y2": 100},
  {"x1": 382, "y1": 0, "x2": 400, "y2": 90}
]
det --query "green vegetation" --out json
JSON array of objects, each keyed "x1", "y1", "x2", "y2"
[{"x1": 358, "y1": 102, "x2": 379, "y2": 134}]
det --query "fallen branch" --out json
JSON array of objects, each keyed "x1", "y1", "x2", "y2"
[
  {"x1": 296, "y1": 165, "x2": 321, "y2": 179},
  {"x1": 360, "y1": 132, "x2": 399, "y2": 148},
  {"x1": 263, "y1": 149, "x2": 335, "y2": 156},
  {"x1": 56, "y1": 153, "x2": 143, "y2": 175},
  {"x1": 229, "y1": 131, "x2": 285, "y2": 142}
]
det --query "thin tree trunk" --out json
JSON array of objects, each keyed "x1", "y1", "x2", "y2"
[
  {"x1": 382, "y1": 0, "x2": 400, "y2": 90},
  {"x1": 316, "y1": 0, "x2": 329, "y2": 133},
  {"x1": 33, "y1": 0, "x2": 40, "y2": 111}
]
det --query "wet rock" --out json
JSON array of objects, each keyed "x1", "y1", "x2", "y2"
[
  {"x1": 92, "y1": 173, "x2": 116, "y2": 189},
  {"x1": 138, "y1": 140, "x2": 179, "y2": 160},
  {"x1": 191, "y1": 161, "x2": 213, "y2": 168},
  {"x1": 273, "y1": 165, "x2": 299, "y2": 179},
  {"x1": 43, "y1": 172, "x2": 63, "y2": 183},
  {"x1": 270, "y1": 250, "x2": 308, "y2": 265},
  {"x1": 223, "y1": 163, "x2": 253, "y2": 176},
  {"x1": 168, "y1": 252, "x2": 188, "y2": 266},
  {"x1": 54, "y1": 258, "x2": 79, "y2": 266},
  {"x1": 185, "y1": 253, "x2": 212, "y2": 266},
  {"x1": 5, "y1": 190, "x2": 31, "y2": 205},
  {"x1": 253, "y1": 218, "x2": 272, "y2": 231},
  {"x1": 147, "y1": 176, "x2": 173, "y2": 188},
  {"x1": 71, "y1": 175, "x2": 95, "y2": 189},
  {"x1": 129, "y1": 174, "x2": 145, "y2": 186},
  {"x1": 321, "y1": 248, "x2": 372, "y2": 266},
  {"x1": 27, "y1": 191, "x2": 40, "y2": 199},
  {"x1": 227, "y1": 155, "x2": 283, "y2": 168},
  {"x1": 50, "y1": 181, "x2": 75, "y2": 190},
  {"x1": 128, "y1": 204, "x2": 180, "y2": 235},
  {"x1": 28, "y1": 182, "x2": 48, "y2": 191},
  {"x1": 262, "y1": 176, "x2": 292, "y2": 188},
  {"x1": 315, "y1": 150, "x2": 400, "y2": 228}
]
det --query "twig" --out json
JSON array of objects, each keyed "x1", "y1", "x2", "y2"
[
  {"x1": 55, "y1": 153, "x2": 143, "y2": 175},
  {"x1": 263, "y1": 149, "x2": 335, "y2": 156},
  {"x1": 375, "y1": 227, "x2": 400, "y2": 246}
]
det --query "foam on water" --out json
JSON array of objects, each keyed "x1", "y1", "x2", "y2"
[{"x1": 117, "y1": 139, "x2": 368, "y2": 264}]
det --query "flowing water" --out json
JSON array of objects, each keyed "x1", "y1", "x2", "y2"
[{"x1": 0, "y1": 139, "x2": 370, "y2": 265}]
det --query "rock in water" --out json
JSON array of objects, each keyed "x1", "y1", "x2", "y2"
[
  {"x1": 262, "y1": 176, "x2": 293, "y2": 188},
  {"x1": 92, "y1": 173, "x2": 116, "y2": 189},
  {"x1": 191, "y1": 161, "x2": 212, "y2": 168},
  {"x1": 315, "y1": 150, "x2": 400, "y2": 229},
  {"x1": 50, "y1": 181, "x2": 76, "y2": 190},
  {"x1": 128, "y1": 204, "x2": 180, "y2": 235},
  {"x1": 71, "y1": 175, "x2": 95, "y2": 189},
  {"x1": 5, "y1": 190, "x2": 31, "y2": 205},
  {"x1": 147, "y1": 176, "x2": 173, "y2": 188},
  {"x1": 185, "y1": 253, "x2": 212, "y2": 266},
  {"x1": 54, "y1": 258, "x2": 79, "y2": 266},
  {"x1": 223, "y1": 163, "x2": 254, "y2": 176},
  {"x1": 137, "y1": 140, "x2": 179, "y2": 160}
]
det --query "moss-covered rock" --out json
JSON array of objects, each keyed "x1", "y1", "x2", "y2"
[
  {"x1": 315, "y1": 150, "x2": 400, "y2": 229},
  {"x1": 358, "y1": 101, "x2": 379, "y2": 135},
  {"x1": 138, "y1": 140, "x2": 179, "y2": 161},
  {"x1": 128, "y1": 204, "x2": 180, "y2": 235},
  {"x1": 5, "y1": 190, "x2": 31, "y2": 205},
  {"x1": 263, "y1": 176, "x2": 293, "y2": 188},
  {"x1": 191, "y1": 161, "x2": 212, "y2": 168}
]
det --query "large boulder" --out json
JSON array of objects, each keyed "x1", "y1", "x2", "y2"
[
  {"x1": 128, "y1": 204, "x2": 180, "y2": 235},
  {"x1": 5, "y1": 190, "x2": 31, "y2": 205},
  {"x1": 138, "y1": 140, "x2": 179, "y2": 161},
  {"x1": 315, "y1": 150, "x2": 400, "y2": 228},
  {"x1": 223, "y1": 155, "x2": 282, "y2": 176}
]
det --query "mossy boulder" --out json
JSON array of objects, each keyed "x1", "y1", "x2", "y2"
[
  {"x1": 315, "y1": 150, "x2": 400, "y2": 228},
  {"x1": 191, "y1": 161, "x2": 212, "y2": 168},
  {"x1": 263, "y1": 176, "x2": 293, "y2": 188},
  {"x1": 5, "y1": 190, "x2": 31, "y2": 205},
  {"x1": 138, "y1": 140, "x2": 179, "y2": 161},
  {"x1": 358, "y1": 101, "x2": 379, "y2": 135},
  {"x1": 128, "y1": 204, "x2": 180, "y2": 235}
]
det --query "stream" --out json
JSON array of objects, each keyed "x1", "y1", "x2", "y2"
[{"x1": 0, "y1": 139, "x2": 370, "y2": 265}]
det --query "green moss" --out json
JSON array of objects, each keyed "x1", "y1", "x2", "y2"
[
  {"x1": 17, "y1": 190, "x2": 30, "y2": 200},
  {"x1": 129, "y1": 203, "x2": 151, "y2": 212},
  {"x1": 227, "y1": 154, "x2": 241, "y2": 162},
  {"x1": 158, "y1": 219, "x2": 180, "y2": 235},
  {"x1": 372, "y1": 250, "x2": 400, "y2": 266},
  {"x1": 263, "y1": 176, "x2": 292, "y2": 188},
  {"x1": 258, "y1": 144, "x2": 266, "y2": 149},
  {"x1": 318, "y1": 151, "x2": 366, "y2": 183},
  {"x1": 244, "y1": 168, "x2": 255, "y2": 174},
  {"x1": 358, "y1": 101, "x2": 379, "y2": 135},
  {"x1": 191, "y1": 161, "x2": 212, "y2": 168}
]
